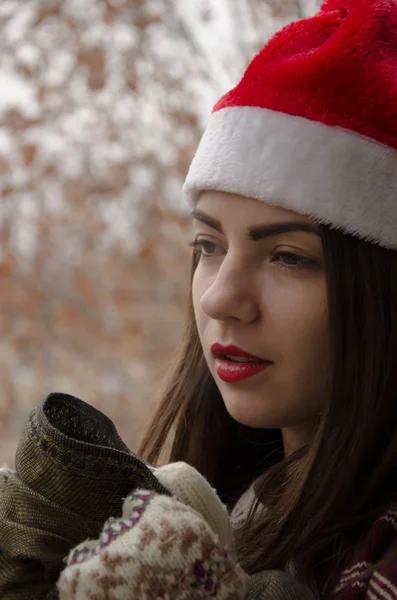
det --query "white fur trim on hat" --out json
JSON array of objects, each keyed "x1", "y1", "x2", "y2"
[{"x1": 183, "y1": 106, "x2": 397, "y2": 249}]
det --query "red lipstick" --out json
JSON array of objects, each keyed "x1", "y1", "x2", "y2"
[{"x1": 210, "y1": 343, "x2": 272, "y2": 383}]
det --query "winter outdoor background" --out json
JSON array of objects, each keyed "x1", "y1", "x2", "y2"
[{"x1": 0, "y1": 0, "x2": 320, "y2": 465}]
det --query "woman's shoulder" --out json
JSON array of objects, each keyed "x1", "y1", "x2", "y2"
[{"x1": 230, "y1": 483, "x2": 397, "y2": 598}]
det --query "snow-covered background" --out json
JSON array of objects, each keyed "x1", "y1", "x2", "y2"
[{"x1": 0, "y1": 0, "x2": 320, "y2": 464}]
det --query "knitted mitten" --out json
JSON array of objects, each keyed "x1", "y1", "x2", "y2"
[
  {"x1": 57, "y1": 462, "x2": 248, "y2": 600},
  {"x1": 153, "y1": 461, "x2": 235, "y2": 552}
]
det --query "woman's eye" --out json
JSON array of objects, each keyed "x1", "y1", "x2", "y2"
[
  {"x1": 271, "y1": 251, "x2": 317, "y2": 269},
  {"x1": 189, "y1": 239, "x2": 223, "y2": 257}
]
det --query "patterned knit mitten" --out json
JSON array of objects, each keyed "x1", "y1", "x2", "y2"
[{"x1": 57, "y1": 462, "x2": 248, "y2": 600}]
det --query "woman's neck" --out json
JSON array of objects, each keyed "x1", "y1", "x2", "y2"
[{"x1": 281, "y1": 424, "x2": 314, "y2": 457}]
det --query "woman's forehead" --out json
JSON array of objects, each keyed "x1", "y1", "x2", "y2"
[{"x1": 195, "y1": 190, "x2": 318, "y2": 228}]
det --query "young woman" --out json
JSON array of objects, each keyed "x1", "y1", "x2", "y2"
[
  {"x1": 138, "y1": 0, "x2": 397, "y2": 594},
  {"x1": 4, "y1": 0, "x2": 397, "y2": 598}
]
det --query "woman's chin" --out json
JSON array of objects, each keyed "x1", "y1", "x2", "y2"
[{"x1": 222, "y1": 395, "x2": 287, "y2": 429}]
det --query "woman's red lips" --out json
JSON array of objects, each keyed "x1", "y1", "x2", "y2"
[
  {"x1": 210, "y1": 343, "x2": 265, "y2": 361},
  {"x1": 210, "y1": 343, "x2": 272, "y2": 383}
]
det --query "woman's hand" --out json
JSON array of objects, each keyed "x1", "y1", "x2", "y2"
[{"x1": 57, "y1": 462, "x2": 248, "y2": 599}]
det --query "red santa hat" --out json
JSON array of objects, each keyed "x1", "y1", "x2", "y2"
[{"x1": 183, "y1": 0, "x2": 397, "y2": 249}]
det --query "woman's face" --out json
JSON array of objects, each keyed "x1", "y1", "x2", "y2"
[{"x1": 192, "y1": 191, "x2": 331, "y2": 446}]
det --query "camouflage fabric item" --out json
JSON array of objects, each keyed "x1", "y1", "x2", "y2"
[{"x1": 0, "y1": 392, "x2": 168, "y2": 600}]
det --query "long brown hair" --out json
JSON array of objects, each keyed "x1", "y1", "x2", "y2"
[{"x1": 138, "y1": 225, "x2": 397, "y2": 588}]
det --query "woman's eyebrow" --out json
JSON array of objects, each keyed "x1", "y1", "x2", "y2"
[
  {"x1": 248, "y1": 221, "x2": 320, "y2": 241},
  {"x1": 191, "y1": 209, "x2": 319, "y2": 240},
  {"x1": 191, "y1": 209, "x2": 223, "y2": 233}
]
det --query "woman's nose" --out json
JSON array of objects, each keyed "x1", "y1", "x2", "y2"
[{"x1": 199, "y1": 259, "x2": 260, "y2": 324}]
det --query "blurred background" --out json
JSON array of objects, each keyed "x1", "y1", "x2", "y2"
[{"x1": 0, "y1": 0, "x2": 319, "y2": 465}]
